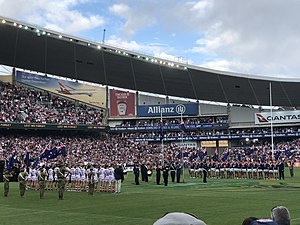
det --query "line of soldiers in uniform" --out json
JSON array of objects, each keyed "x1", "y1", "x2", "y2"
[
  {"x1": 189, "y1": 160, "x2": 286, "y2": 180},
  {"x1": 3, "y1": 162, "x2": 125, "y2": 199}
]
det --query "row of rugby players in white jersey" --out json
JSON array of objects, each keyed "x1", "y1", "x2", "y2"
[
  {"x1": 26, "y1": 165, "x2": 117, "y2": 192},
  {"x1": 189, "y1": 160, "x2": 282, "y2": 180}
]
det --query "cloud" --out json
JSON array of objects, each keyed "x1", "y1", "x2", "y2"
[
  {"x1": 106, "y1": 36, "x2": 183, "y2": 62},
  {"x1": 184, "y1": 0, "x2": 300, "y2": 77},
  {"x1": 109, "y1": 3, "x2": 156, "y2": 37},
  {"x1": 0, "y1": 0, "x2": 105, "y2": 34},
  {"x1": 107, "y1": 0, "x2": 300, "y2": 77}
]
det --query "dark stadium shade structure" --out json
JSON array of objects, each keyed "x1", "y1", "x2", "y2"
[{"x1": 1, "y1": 17, "x2": 300, "y2": 107}]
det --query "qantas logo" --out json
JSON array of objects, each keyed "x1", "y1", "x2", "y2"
[
  {"x1": 256, "y1": 114, "x2": 268, "y2": 123},
  {"x1": 255, "y1": 111, "x2": 300, "y2": 124}
]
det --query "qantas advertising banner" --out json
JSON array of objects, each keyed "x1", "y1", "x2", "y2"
[
  {"x1": 137, "y1": 103, "x2": 199, "y2": 117},
  {"x1": 255, "y1": 110, "x2": 300, "y2": 124},
  {"x1": 109, "y1": 89, "x2": 136, "y2": 117},
  {"x1": 16, "y1": 71, "x2": 106, "y2": 108}
]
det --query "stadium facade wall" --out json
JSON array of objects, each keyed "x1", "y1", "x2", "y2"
[
  {"x1": 138, "y1": 94, "x2": 167, "y2": 105},
  {"x1": 230, "y1": 106, "x2": 259, "y2": 125},
  {"x1": 199, "y1": 103, "x2": 227, "y2": 115}
]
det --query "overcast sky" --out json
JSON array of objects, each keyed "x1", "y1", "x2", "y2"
[{"x1": 1, "y1": 0, "x2": 300, "y2": 78}]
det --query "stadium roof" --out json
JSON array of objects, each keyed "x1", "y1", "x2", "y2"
[{"x1": 1, "y1": 16, "x2": 300, "y2": 107}]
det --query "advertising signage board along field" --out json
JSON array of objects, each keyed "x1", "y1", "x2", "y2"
[
  {"x1": 137, "y1": 103, "x2": 199, "y2": 117},
  {"x1": 255, "y1": 110, "x2": 300, "y2": 124}
]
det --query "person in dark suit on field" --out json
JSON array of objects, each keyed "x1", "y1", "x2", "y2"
[
  {"x1": 114, "y1": 164, "x2": 124, "y2": 193},
  {"x1": 156, "y1": 163, "x2": 161, "y2": 185},
  {"x1": 133, "y1": 164, "x2": 140, "y2": 185},
  {"x1": 203, "y1": 162, "x2": 208, "y2": 183},
  {"x1": 162, "y1": 163, "x2": 169, "y2": 186},
  {"x1": 176, "y1": 162, "x2": 182, "y2": 183},
  {"x1": 141, "y1": 163, "x2": 148, "y2": 182},
  {"x1": 279, "y1": 160, "x2": 285, "y2": 180},
  {"x1": 170, "y1": 162, "x2": 176, "y2": 183}
]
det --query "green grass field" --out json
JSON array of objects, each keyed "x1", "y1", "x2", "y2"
[{"x1": 1, "y1": 169, "x2": 300, "y2": 225}]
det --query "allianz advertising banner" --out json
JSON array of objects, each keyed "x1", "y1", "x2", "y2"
[
  {"x1": 16, "y1": 71, "x2": 106, "y2": 108},
  {"x1": 137, "y1": 103, "x2": 199, "y2": 117},
  {"x1": 255, "y1": 110, "x2": 300, "y2": 124}
]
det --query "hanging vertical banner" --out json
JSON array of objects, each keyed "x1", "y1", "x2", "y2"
[{"x1": 109, "y1": 89, "x2": 135, "y2": 117}]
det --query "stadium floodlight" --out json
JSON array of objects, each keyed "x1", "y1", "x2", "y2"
[
  {"x1": 36, "y1": 29, "x2": 40, "y2": 33},
  {"x1": 87, "y1": 43, "x2": 91, "y2": 46},
  {"x1": 97, "y1": 45, "x2": 101, "y2": 49},
  {"x1": 1, "y1": 19, "x2": 6, "y2": 24},
  {"x1": 145, "y1": 57, "x2": 149, "y2": 61},
  {"x1": 24, "y1": 26, "x2": 28, "y2": 30},
  {"x1": 42, "y1": 31, "x2": 46, "y2": 35},
  {"x1": 13, "y1": 22, "x2": 17, "y2": 26},
  {"x1": 58, "y1": 35, "x2": 62, "y2": 38},
  {"x1": 70, "y1": 38, "x2": 73, "y2": 42},
  {"x1": 18, "y1": 24, "x2": 22, "y2": 28},
  {"x1": 47, "y1": 33, "x2": 50, "y2": 36}
]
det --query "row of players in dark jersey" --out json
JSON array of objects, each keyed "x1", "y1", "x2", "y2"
[{"x1": 188, "y1": 159, "x2": 289, "y2": 180}]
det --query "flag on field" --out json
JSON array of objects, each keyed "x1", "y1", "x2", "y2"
[
  {"x1": 199, "y1": 148, "x2": 207, "y2": 160},
  {"x1": 24, "y1": 150, "x2": 30, "y2": 167},
  {"x1": 6, "y1": 154, "x2": 17, "y2": 171},
  {"x1": 213, "y1": 149, "x2": 219, "y2": 161},
  {"x1": 45, "y1": 147, "x2": 59, "y2": 160},
  {"x1": 33, "y1": 142, "x2": 66, "y2": 167},
  {"x1": 274, "y1": 150, "x2": 281, "y2": 160},
  {"x1": 284, "y1": 148, "x2": 292, "y2": 158},
  {"x1": 221, "y1": 150, "x2": 229, "y2": 161},
  {"x1": 32, "y1": 157, "x2": 40, "y2": 168},
  {"x1": 57, "y1": 144, "x2": 66, "y2": 156}
]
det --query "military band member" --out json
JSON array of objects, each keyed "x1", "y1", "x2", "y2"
[
  {"x1": 170, "y1": 162, "x2": 176, "y2": 182},
  {"x1": 3, "y1": 170, "x2": 13, "y2": 197},
  {"x1": 156, "y1": 163, "x2": 161, "y2": 185},
  {"x1": 289, "y1": 160, "x2": 294, "y2": 177},
  {"x1": 162, "y1": 163, "x2": 169, "y2": 186},
  {"x1": 56, "y1": 163, "x2": 69, "y2": 200},
  {"x1": 176, "y1": 162, "x2": 182, "y2": 183},
  {"x1": 133, "y1": 164, "x2": 140, "y2": 185},
  {"x1": 203, "y1": 162, "x2": 208, "y2": 183},
  {"x1": 38, "y1": 167, "x2": 48, "y2": 199},
  {"x1": 18, "y1": 169, "x2": 28, "y2": 198}
]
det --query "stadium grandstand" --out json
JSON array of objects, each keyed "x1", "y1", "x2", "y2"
[{"x1": 0, "y1": 16, "x2": 299, "y2": 224}]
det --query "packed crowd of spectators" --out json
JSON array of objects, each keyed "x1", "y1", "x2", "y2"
[
  {"x1": 0, "y1": 82, "x2": 105, "y2": 125},
  {"x1": 119, "y1": 126, "x2": 300, "y2": 140},
  {"x1": 119, "y1": 116, "x2": 228, "y2": 127},
  {"x1": 1, "y1": 132, "x2": 299, "y2": 171}
]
